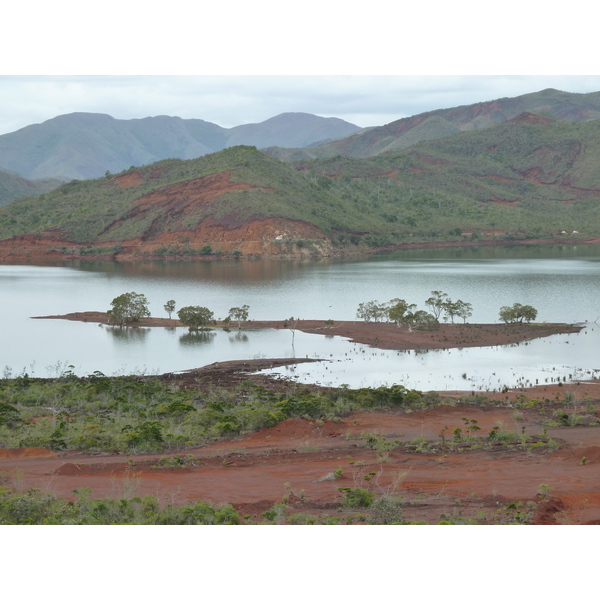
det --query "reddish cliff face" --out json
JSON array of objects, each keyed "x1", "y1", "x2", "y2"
[
  {"x1": 0, "y1": 169, "x2": 335, "y2": 262},
  {"x1": 0, "y1": 216, "x2": 333, "y2": 262}
]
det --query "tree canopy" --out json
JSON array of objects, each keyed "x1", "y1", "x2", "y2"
[
  {"x1": 228, "y1": 305, "x2": 250, "y2": 329},
  {"x1": 164, "y1": 300, "x2": 176, "y2": 319},
  {"x1": 499, "y1": 303, "x2": 538, "y2": 324},
  {"x1": 106, "y1": 292, "x2": 150, "y2": 326},
  {"x1": 177, "y1": 306, "x2": 215, "y2": 332}
]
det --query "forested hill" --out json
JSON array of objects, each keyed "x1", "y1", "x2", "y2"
[
  {"x1": 0, "y1": 112, "x2": 360, "y2": 181},
  {"x1": 1, "y1": 115, "x2": 600, "y2": 262},
  {"x1": 265, "y1": 88, "x2": 600, "y2": 161},
  {"x1": 0, "y1": 146, "x2": 376, "y2": 260}
]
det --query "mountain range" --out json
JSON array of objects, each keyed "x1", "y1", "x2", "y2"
[
  {"x1": 1, "y1": 88, "x2": 600, "y2": 262},
  {"x1": 3, "y1": 87, "x2": 600, "y2": 200},
  {"x1": 0, "y1": 112, "x2": 361, "y2": 182}
]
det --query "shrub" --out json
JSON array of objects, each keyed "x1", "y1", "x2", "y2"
[{"x1": 338, "y1": 487, "x2": 375, "y2": 508}]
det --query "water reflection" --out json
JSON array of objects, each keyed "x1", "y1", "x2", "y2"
[
  {"x1": 105, "y1": 326, "x2": 150, "y2": 343},
  {"x1": 74, "y1": 256, "x2": 332, "y2": 284},
  {"x1": 179, "y1": 331, "x2": 217, "y2": 346},
  {"x1": 229, "y1": 331, "x2": 249, "y2": 343}
]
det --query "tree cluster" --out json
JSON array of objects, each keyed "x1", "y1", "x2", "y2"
[
  {"x1": 498, "y1": 303, "x2": 538, "y2": 324},
  {"x1": 356, "y1": 291, "x2": 473, "y2": 331},
  {"x1": 106, "y1": 292, "x2": 251, "y2": 333}
]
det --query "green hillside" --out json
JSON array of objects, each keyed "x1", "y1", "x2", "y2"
[
  {"x1": 0, "y1": 146, "x2": 375, "y2": 244},
  {"x1": 1, "y1": 115, "x2": 600, "y2": 256},
  {"x1": 287, "y1": 115, "x2": 600, "y2": 243}
]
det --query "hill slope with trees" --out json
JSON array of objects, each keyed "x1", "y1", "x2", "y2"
[{"x1": 1, "y1": 114, "x2": 600, "y2": 262}]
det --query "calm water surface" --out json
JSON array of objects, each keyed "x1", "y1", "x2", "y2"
[{"x1": 1, "y1": 245, "x2": 599, "y2": 390}]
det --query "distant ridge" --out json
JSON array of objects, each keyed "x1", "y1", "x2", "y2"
[
  {"x1": 0, "y1": 112, "x2": 361, "y2": 181},
  {"x1": 264, "y1": 88, "x2": 600, "y2": 161},
  {"x1": 0, "y1": 168, "x2": 61, "y2": 207}
]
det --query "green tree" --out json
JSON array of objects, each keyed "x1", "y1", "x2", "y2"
[
  {"x1": 356, "y1": 300, "x2": 388, "y2": 322},
  {"x1": 403, "y1": 309, "x2": 439, "y2": 331},
  {"x1": 499, "y1": 303, "x2": 538, "y2": 324},
  {"x1": 106, "y1": 292, "x2": 150, "y2": 326},
  {"x1": 0, "y1": 402, "x2": 21, "y2": 427},
  {"x1": 455, "y1": 299, "x2": 473, "y2": 324},
  {"x1": 164, "y1": 299, "x2": 176, "y2": 319},
  {"x1": 444, "y1": 299, "x2": 473, "y2": 324},
  {"x1": 388, "y1": 298, "x2": 415, "y2": 327},
  {"x1": 177, "y1": 306, "x2": 215, "y2": 332},
  {"x1": 228, "y1": 305, "x2": 250, "y2": 330},
  {"x1": 425, "y1": 290, "x2": 449, "y2": 320}
]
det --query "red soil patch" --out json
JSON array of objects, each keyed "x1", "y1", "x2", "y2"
[
  {"x1": 4, "y1": 397, "x2": 600, "y2": 524},
  {"x1": 0, "y1": 447, "x2": 57, "y2": 459},
  {"x1": 114, "y1": 172, "x2": 145, "y2": 189}
]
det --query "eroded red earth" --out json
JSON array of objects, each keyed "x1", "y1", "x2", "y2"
[{"x1": 2, "y1": 376, "x2": 600, "y2": 524}]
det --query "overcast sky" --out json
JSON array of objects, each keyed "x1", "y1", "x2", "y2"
[
  {"x1": 1, "y1": 75, "x2": 600, "y2": 136},
  {"x1": 2, "y1": 3, "x2": 598, "y2": 137}
]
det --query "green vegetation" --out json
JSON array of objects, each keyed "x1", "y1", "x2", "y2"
[
  {"x1": 177, "y1": 306, "x2": 216, "y2": 332},
  {"x1": 0, "y1": 372, "x2": 428, "y2": 454},
  {"x1": 498, "y1": 303, "x2": 538, "y2": 324},
  {"x1": 3, "y1": 116, "x2": 600, "y2": 254},
  {"x1": 0, "y1": 169, "x2": 61, "y2": 207},
  {"x1": 0, "y1": 487, "x2": 240, "y2": 525},
  {"x1": 106, "y1": 292, "x2": 150, "y2": 326},
  {"x1": 163, "y1": 300, "x2": 176, "y2": 319},
  {"x1": 356, "y1": 290, "x2": 473, "y2": 329}
]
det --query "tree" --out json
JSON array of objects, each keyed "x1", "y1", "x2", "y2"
[
  {"x1": 499, "y1": 303, "x2": 538, "y2": 324},
  {"x1": 228, "y1": 305, "x2": 250, "y2": 330},
  {"x1": 425, "y1": 290, "x2": 449, "y2": 320},
  {"x1": 388, "y1": 299, "x2": 415, "y2": 327},
  {"x1": 106, "y1": 292, "x2": 150, "y2": 326},
  {"x1": 284, "y1": 316, "x2": 298, "y2": 348},
  {"x1": 164, "y1": 300, "x2": 176, "y2": 319},
  {"x1": 356, "y1": 300, "x2": 388, "y2": 322},
  {"x1": 444, "y1": 299, "x2": 473, "y2": 324},
  {"x1": 410, "y1": 310, "x2": 440, "y2": 331},
  {"x1": 177, "y1": 306, "x2": 215, "y2": 332}
]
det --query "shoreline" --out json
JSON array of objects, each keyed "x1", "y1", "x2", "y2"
[{"x1": 2, "y1": 236, "x2": 600, "y2": 264}]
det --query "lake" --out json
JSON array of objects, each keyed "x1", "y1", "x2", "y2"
[{"x1": 1, "y1": 244, "x2": 599, "y2": 390}]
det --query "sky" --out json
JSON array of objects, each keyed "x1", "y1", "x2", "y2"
[
  {"x1": 2, "y1": 2, "x2": 599, "y2": 137},
  {"x1": 1, "y1": 74, "x2": 600, "y2": 136}
]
